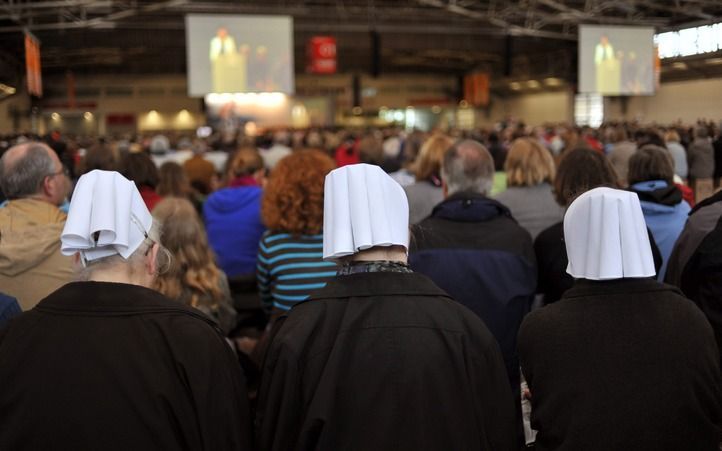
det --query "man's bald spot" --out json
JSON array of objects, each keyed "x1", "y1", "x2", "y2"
[
  {"x1": 455, "y1": 140, "x2": 492, "y2": 176},
  {"x1": 2, "y1": 142, "x2": 57, "y2": 172}
]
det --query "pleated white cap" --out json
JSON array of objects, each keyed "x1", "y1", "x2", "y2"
[
  {"x1": 564, "y1": 187, "x2": 656, "y2": 280},
  {"x1": 61, "y1": 170, "x2": 153, "y2": 262},
  {"x1": 323, "y1": 164, "x2": 409, "y2": 260}
]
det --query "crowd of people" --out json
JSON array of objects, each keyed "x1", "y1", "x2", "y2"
[{"x1": 0, "y1": 118, "x2": 722, "y2": 450}]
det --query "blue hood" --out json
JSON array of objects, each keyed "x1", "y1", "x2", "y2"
[{"x1": 205, "y1": 186, "x2": 263, "y2": 214}]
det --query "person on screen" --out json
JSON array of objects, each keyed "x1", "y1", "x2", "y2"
[
  {"x1": 209, "y1": 27, "x2": 246, "y2": 93},
  {"x1": 209, "y1": 27, "x2": 237, "y2": 61},
  {"x1": 594, "y1": 35, "x2": 614, "y2": 65},
  {"x1": 594, "y1": 35, "x2": 620, "y2": 94}
]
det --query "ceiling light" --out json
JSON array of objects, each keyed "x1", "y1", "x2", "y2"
[
  {"x1": 509, "y1": 82, "x2": 522, "y2": 90},
  {"x1": 543, "y1": 77, "x2": 562, "y2": 86},
  {"x1": 526, "y1": 80, "x2": 541, "y2": 88},
  {"x1": 672, "y1": 62, "x2": 688, "y2": 70},
  {"x1": 705, "y1": 57, "x2": 722, "y2": 65}
]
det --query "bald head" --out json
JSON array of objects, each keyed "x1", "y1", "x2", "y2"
[
  {"x1": 441, "y1": 139, "x2": 495, "y2": 196},
  {"x1": 0, "y1": 142, "x2": 65, "y2": 203}
]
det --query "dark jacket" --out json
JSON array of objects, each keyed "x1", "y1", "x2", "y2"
[
  {"x1": 0, "y1": 282, "x2": 252, "y2": 451},
  {"x1": 535, "y1": 222, "x2": 664, "y2": 305},
  {"x1": 519, "y1": 278, "x2": 722, "y2": 451},
  {"x1": 688, "y1": 137, "x2": 715, "y2": 179},
  {"x1": 666, "y1": 190, "x2": 722, "y2": 364},
  {"x1": 256, "y1": 271, "x2": 518, "y2": 451},
  {"x1": 409, "y1": 192, "x2": 536, "y2": 396}
]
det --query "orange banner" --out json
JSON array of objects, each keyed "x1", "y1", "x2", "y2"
[{"x1": 25, "y1": 32, "x2": 42, "y2": 97}]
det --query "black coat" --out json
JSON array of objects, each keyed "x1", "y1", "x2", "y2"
[
  {"x1": 255, "y1": 271, "x2": 518, "y2": 451},
  {"x1": 0, "y1": 281, "x2": 252, "y2": 451},
  {"x1": 519, "y1": 278, "x2": 722, "y2": 451}
]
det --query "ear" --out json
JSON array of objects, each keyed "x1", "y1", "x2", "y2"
[
  {"x1": 442, "y1": 180, "x2": 449, "y2": 198},
  {"x1": 42, "y1": 174, "x2": 54, "y2": 198},
  {"x1": 146, "y1": 243, "x2": 160, "y2": 275},
  {"x1": 254, "y1": 168, "x2": 267, "y2": 186}
]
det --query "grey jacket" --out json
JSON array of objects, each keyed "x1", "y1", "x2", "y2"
[{"x1": 688, "y1": 138, "x2": 714, "y2": 179}]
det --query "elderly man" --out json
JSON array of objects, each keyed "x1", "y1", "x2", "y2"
[
  {"x1": 409, "y1": 140, "x2": 537, "y2": 411},
  {"x1": 0, "y1": 142, "x2": 73, "y2": 310}
]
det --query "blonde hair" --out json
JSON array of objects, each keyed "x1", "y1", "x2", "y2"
[
  {"x1": 413, "y1": 134, "x2": 454, "y2": 181},
  {"x1": 505, "y1": 138, "x2": 556, "y2": 187},
  {"x1": 665, "y1": 130, "x2": 681, "y2": 143},
  {"x1": 152, "y1": 198, "x2": 224, "y2": 310}
]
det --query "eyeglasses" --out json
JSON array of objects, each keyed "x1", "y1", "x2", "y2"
[{"x1": 47, "y1": 166, "x2": 70, "y2": 179}]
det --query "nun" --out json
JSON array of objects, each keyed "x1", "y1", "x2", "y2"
[
  {"x1": 255, "y1": 164, "x2": 517, "y2": 451},
  {"x1": 518, "y1": 187, "x2": 722, "y2": 451},
  {"x1": 0, "y1": 170, "x2": 251, "y2": 451}
]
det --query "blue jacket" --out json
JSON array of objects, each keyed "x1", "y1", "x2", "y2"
[
  {"x1": 0, "y1": 293, "x2": 21, "y2": 329},
  {"x1": 630, "y1": 180, "x2": 691, "y2": 280},
  {"x1": 409, "y1": 192, "x2": 537, "y2": 395},
  {"x1": 203, "y1": 186, "x2": 266, "y2": 277}
]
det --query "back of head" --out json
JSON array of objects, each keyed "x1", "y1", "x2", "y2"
[
  {"x1": 564, "y1": 187, "x2": 655, "y2": 280},
  {"x1": 81, "y1": 143, "x2": 118, "y2": 174},
  {"x1": 120, "y1": 152, "x2": 159, "y2": 189},
  {"x1": 554, "y1": 148, "x2": 619, "y2": 207},
  {"x1": 152, "y1": 197, "x2": 222, "y2": 309},
  {"x1": 441, "y1": 139, "x2": 494, "y2": 196},
  {"x1": 262, "y1": 149, "x2": 336, "y2": 235},
  {"x1": 157, "y1": 162, "x2": 190, "y2": 197},
  {"x1": 0, "y1": 142, "x2": 57, "y2": 200},
  {"x1": 627, "y1": 145, "x2": 675, "y2": 186},
  {"x1": 505, "y1": 137, "x2": 556, "y2": 187},
  {"x1": 664, "y1": 130, "x2": 681, "y2": 143},
  {"x1": 414, "y1": 134, "x2": 454, "y2": 181},
  {"x1": 229, "y1": 147, "x2": 264, "y2": 178},
  {"x1": 695, "y1": 126, "x2": 709, "y2": 140}
]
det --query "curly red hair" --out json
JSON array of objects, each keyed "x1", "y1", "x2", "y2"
[{"x1": 261, "y1": 149, "x2": 336, "y2": 235}]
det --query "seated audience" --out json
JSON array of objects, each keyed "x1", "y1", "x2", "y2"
[
  {"x1": 665, "y1": 189, "x2": 722, "y2": 364},
  {"x1": 409, "y1": 139, "x2": 536, "y2": 406},
  {"x1": 153, "y1": 197, "x2": 236, "y2": 335},
  {"x1": 0, "y1": 170, "x2": 251, "y2": 450},
  {"x1": 203, "y1": 148, "x2": 266, "y2": 306},
  {"x1": 627, "y1": 145, "x2": 691, "y2": 280},
  {"x1": 494, "y1": 137, "x2": 564, "y2": 238},
  {"x1": 519, "y1": 187, "x2": 722, "y2": 451},
  {"x1": 0, "y1": 292, "x2": 21, "y2": 329},
  {"x1": 404, "y1": 133, "x2": 454, "y2": 224},
  {"x1": 120, "y1": 152, "x2": 163, "y2": 211},
  {"x1": 183, "y1": 142, "x2": 216, "y2": 194},
  {"x1": 256, "y1": 164, "x2": 517, "y2": 451},
  {"x1": 257, "y1": 150, "x2": 338, "y2": 318},
  {"x1": 0, "y1": 142, "x2": 74, "y2": 310}
]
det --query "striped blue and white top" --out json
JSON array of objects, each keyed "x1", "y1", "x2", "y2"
[{"x1": 256, "y1": 231, "x2": 338, "y2": 313}]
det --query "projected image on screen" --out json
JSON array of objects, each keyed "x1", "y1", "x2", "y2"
[
  {"x1": 579, "y1": 25, "x2": 655, "y2": 96},
  {"x1": 186, "y1": 14, "x2": 294, "y2": 96}
]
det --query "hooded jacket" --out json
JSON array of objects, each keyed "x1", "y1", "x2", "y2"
[
  {"x1": 203, "y1": 186, "x2": 265, "y2": 277},
  {"x1": 629, "y1": 180, "x2": 691, "y2": 280},
  {"x1": 0, "y1": 198, "x2": 74, "y2": 310},
  {"x1": 409, "y1": 192, "x2": 537, "y2": 400}
]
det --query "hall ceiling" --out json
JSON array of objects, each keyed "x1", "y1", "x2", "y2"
[{"x1": 1, "y1": 0, "x2": 722, "y2": 85}]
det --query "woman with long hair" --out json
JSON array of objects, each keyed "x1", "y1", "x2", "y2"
[
  {"x1": 404, "y1": 133, "x2": 454, "y2": 224},
  {"x1": 153, "y1": 197, "x2": 236, "y2": 334}
]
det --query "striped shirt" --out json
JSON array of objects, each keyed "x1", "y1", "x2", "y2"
[{"x1": 256, "y1": 232, "x2": 338, "y2": 313}]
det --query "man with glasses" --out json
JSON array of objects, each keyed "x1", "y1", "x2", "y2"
[{"x1": 0, "y1": 142, "x2": 73, "y2": 310}]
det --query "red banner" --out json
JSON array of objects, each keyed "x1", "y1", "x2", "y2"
[
  {"x1": 25, "y1": 32, "x2": 42, "y2": 97},
  {"x1": 307, "y1": 36, "x2": 337, "y2": 74},
  {"x1": 464, "y1": 72, "x2": 489, "y2": 107}
]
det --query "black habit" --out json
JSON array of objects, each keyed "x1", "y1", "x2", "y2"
[
  {"x1": 0, "y1": 281, "x2": 252, "y2": 451},
  {"x1": 255, "y1": 271, "x2": 518, "y2": 451},
  {"x1": 518, "y1": 278, "x2": 722, "y2": 451}
]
